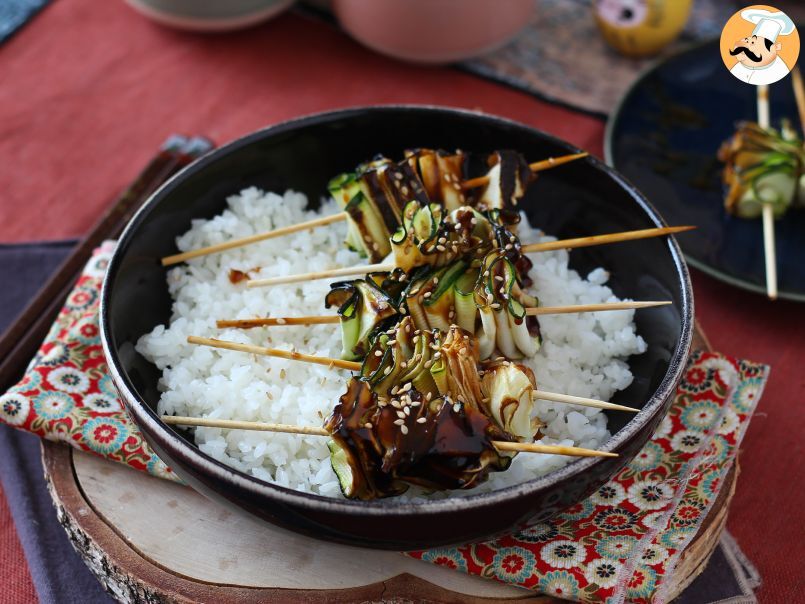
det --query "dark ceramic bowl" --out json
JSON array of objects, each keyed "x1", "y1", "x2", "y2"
[{"x1": 100, "y1": 106, "x2": 693, "y2": 550}]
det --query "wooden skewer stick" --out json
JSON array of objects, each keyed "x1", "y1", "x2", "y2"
[
  {"x1": 163, "y1": 416, "x2": 330, "y2": 436},
  {"x1": 246, "y1": 226, "x2": 695, "y2": 288},
  {"x1": 161, "y1": 415, "x2": 618, "y2": 458},
  {"x1": 491, "y1": 441, "x2": 617, "y2": 458},
  {"x1": 217, "y1": 315, "x2": 341, "y2": 328},
  {"x1": 520, "y1": 225, "x2": 695, "y2": 253},
  {"x1": 526, "y1": 300, "x2": 671, "y2": 315},
  {"x1": 161, "y1": 212, "x2": 348, "y2": 267},
  {"x1": 792, "y1": 67, "x2": 805, "y2": 138},
  {"x1": 161, "y1": 153, "x2": 587, "y2": 266},
  {"x1": 186, "y1": 336, "x2": 362, "y2": 371},
  {"x1": 461, "y1": 152, "x2": 589, "y2": 190},
  {"x1": 186, "y1": 336, "x2": 638, "y2": 413},
  {"x1": 247, "y1": 261, "x2": 394, "y2": 288},
  {"x1": 216, "y1": 300, "x2": 671, "y2": 329},
  {"x1": 533, "y1": 391, "x2": 637, "y2": 413},
  {"x1": 757, "y1": 84, "x2": 778, "y2": 300}
]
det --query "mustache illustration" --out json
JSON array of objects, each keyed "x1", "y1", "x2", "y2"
[{"x1": 730, "y1": 45, "x2": 763, "y2": 63}]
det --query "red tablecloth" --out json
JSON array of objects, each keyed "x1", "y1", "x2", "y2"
[{"x1": 1, "y1": 2, "x2": 802, "y2": 602}]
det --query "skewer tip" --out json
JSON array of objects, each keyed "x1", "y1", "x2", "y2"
[{"x1": 667, "y1": 225, "x2": 696, "y2": 234}]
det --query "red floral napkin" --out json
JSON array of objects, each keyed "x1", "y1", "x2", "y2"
[
  {"x1": 0, "y1": 243, "x2": 768, "y2": 602},
  {"x1": 0, "y1": 242, "x2": 180, "y2": 482},
  {"x1": 409, "y1": 352, "x2": 767, "y2": 602}
]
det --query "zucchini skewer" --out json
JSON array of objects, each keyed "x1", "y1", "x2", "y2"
[
  {"x1": 178, "y1": 319, "x2": 621, "y2": 500},
  {"x1": 161, "y1": 149, "x2": 588, "y2": 267}
]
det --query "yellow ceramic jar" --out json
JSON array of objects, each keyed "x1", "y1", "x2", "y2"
[{"x1": 593, "y1": 0, "x2": 693, "y2": 57}]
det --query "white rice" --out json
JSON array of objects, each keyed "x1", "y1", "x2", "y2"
[{"x1": 136, "y1": 188, "x2": 646, "y2": 499}]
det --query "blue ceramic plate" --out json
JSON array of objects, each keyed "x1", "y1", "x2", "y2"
[{"x1": 606, "y1": 38, "x2": 805, "y2": 301}]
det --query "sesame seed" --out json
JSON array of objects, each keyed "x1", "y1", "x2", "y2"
[
  {"x1": 401, "y1": 185, "x2": 409, "y2": 195},
  {"x1": 375, "y1": 350, "x2": 383, "y2": 357},
  {"x1": 372, "y1": 242, "x2": 379, "y2": 251},
  {"x1": 509, "y1": 235, "x2": 516, "y2": 242},
  {"x1": 402, "y1": 382, "x2": 412, "y2": 392},
  {"x1": 432, "y1": 277, "x2": 439, "y2": 285},
  {"x1": 426, "y1": 392, "x2": 433, "y2": 401},
  {"x1": 491, "y1": 303, "x2": 501, "y2": 309},
  {"x1": 505, "y1": 243, "x2": 513, "y2": 251},
  {"x1": 394, "y1": 419, "x2": 405, "y2": 426},
  {"x1": 436, "y1": 245, "x2": 446, "y2": 252},
  {"x1": 453, "y1": 403, "x2": 461, "y2": 413},
  {"x1": 384, "y1": 366, "x2": 392, "y2": 375},
  {"x1": 275, "y1": 317, "x2": 286, "y2": 325},
  {"x1": 400, "y1": 425, "x2": 409, "y2": 435},
  {"x1": 433, "y1": 352, "x2": 441, "y2": 359},
  {"x1": 388, "y1": 339, "x2": 396, "y2": 346},
  {"x1": 397, "y1": 410, "x2": 406, "y2": 419},
  {"x1": 391, "y1": 386, "x2": 399, "y2": 395},
  {"x1": 470, "y1": 218, "x2": 477, "y2": 225},
  {"x1": 400, "y1": 306, "x2": 407, "y2": 314},
  {"x1": 391, "y1": 399, "x2": 401, "y2": 408},
  {"x1": 401, "y1": 361, "x2": 407, "y2": 369},
  {"x1": 483, "y1": 270, "x2": 490, "y2": 277},
  {"x1": 424, "y1": 360, "x2": 433, "y2": 369},
  {"x1": 364, "y1": 422, "x2": 372, "y2": 429},
  {"x1": 267, "y1": 392, "x2": 273, "y2": 400},
  {"x1": 394, "y1": 172, "x2": 403, "y2": 181},
  {"x1": 404, "y1": 406, "x2": 411, "y2": 416},
  {"x1": 499, "y1": 287, "x2": 506, "y2": 295},
  {"x1": 411, "y1": 400, "x2": 421, "y2": 407},
  {"x1": 438, "y1": 237, "x2": 447, "y2": 244},
  {"x1": 417, "y1": 417, "x2": 427, "y2": 424},
  {"x1": 494, "y1": 275, "x2": 504, "y2": 282}
]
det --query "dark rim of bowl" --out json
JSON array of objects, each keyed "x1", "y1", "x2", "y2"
[{"x1": 100, "y1": 105, "x2": 693, "y2": 516}]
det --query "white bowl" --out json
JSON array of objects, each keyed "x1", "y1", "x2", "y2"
[{"x1": 125, "y1": 0, "x2": 295, "y2": 32}]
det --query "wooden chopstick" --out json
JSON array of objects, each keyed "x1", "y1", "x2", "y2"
[{"x1": 0, "y1": 136, "x2": 213, "y2": 392}]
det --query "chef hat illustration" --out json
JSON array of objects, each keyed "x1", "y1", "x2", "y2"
[{"x1": 741, "y1": 8, "x2": 796, "y2": 43}]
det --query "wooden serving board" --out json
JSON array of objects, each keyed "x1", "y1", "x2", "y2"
[{"x1": 42, "y1": 325, "x2": 731, "y2": 603}]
